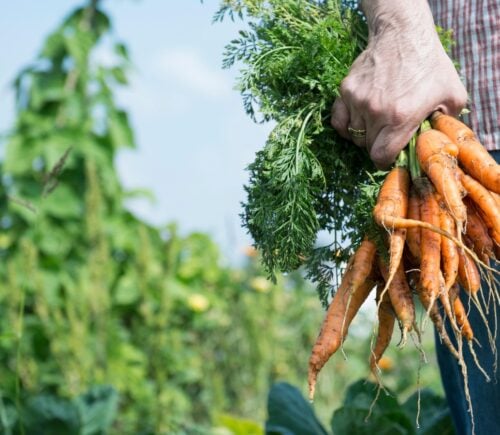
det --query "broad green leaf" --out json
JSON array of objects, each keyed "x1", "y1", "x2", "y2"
[
  {"x1": 30, "y1": 71, "x2": 66, "y2": 110},
  {"x1": 21, "y1": 394, "x2": 80, "y2": 435},
  {"x1": 331, "y1": 408, "x2": 413, "y2": 435},
  {"x1": 342, "y1": 380, "x2": 400, "y2": 413},
  {"x1": 64, "y1": 29, "x2": 94, "y2": 69},
  {"x1": 265, "y1": 382, "x2": 328, "y2": 435},
  {"x1": 41, "y1": 30, "x2": 66, "y2": 60},
  {"x1": 74, "y1": 386, "x2": 119, "y2": 435},
  {"x1": 40, "y1": 184, "x2": 82, "y2": 219},
  {"x1": 108, "y1": 110, "x2": 134, "y2": 149},
  {"x1": 330, "y1": 380, "x2": 414, "y2": 435},
  {"x1": 36, "y1": 222, "x2": 74, "y2": 257},
  {"x1": 110, "y1": 66, "x2": 128, "y2": 85},
  {"x1": 4, "y1": 136, "x2": 41, "y2": 174},
  {"x1": 114, "y1": 270, "x2": 140, "y2": 305},
  {"x1": 402, "y1": 389, "x2": 455, "y2": 435}
]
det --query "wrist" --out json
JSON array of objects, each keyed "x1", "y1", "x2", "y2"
[{"x1": 361, "y1": 0, "x2": 437, "y2": 41}]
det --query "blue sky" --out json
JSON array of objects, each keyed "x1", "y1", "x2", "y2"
[{"x1": 0, "y1": 0, "x2": 272, "y2": 261}]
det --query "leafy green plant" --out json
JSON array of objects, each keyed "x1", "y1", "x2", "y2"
[
  {"x1": 217, "y1": 0, "x2": 371, "y2": 300},
  {"x1": 266, "y1": 380, "x2": 454, "y2": 435},
  {"x1": 1, "y1": 386, "x2": 118, "y2": 435},
  {"x1": 0, "y1": 0, "x2": 327, "y2": 432}
]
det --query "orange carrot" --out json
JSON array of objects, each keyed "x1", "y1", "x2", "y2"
[
  {"x1": 417, "y1": 282, "x2": 460, "y2": 360},
  {"x1": 378, "y1": 257, "x2": 414, "y2": 341},
  {"x1": 417, "y1": 180, "x2": 442, "y2": 309},
  {"x1": 406, "y1": 187, "x2": 421, "y2": 261},
  {"x1": 308, "y1": 239, "x2": 377, "y2": 399},
  {"x1": 431, "y1": 111, "x2": 500, "y2": 194},
  {"x1": 416, "y1": 128, "x2": 466, "y2": 228},
  {"x1": 459, "y1": 169, "x2": 500, "y2": 244},
  {"x1": 373, "y1": 167, "x2": 409, "y2": 291},
  {"x1": 457, "y1": 248, "x2": 481, "y2": 294},
  {"x1": 438, "y1": 198, "x2": 459, "y2": 291},
  {"x1": 370, "y1": 284, "x2": 395, "y2": 374},
  {"x1": 464, "y1": 198, "x2": 494, "y2": 259},
  {"x1": 452, "y1": 284, "x2": 474, "y2": 341}
]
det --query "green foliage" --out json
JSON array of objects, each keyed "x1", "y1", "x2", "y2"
[
  {"x1": 0, "y1": 386, "x2": 118, "y2": 435},
  {"x1": 0, "y1": 0, "x2": 327, "y2": 433},
  {"x1": 266, "y1": 383, "x2": 328, "y2": 435},
  {"x1": 218, "y1": 0, "x2": 372, "y2": 286},
  {"x1": 266, "y1": 380, "x2": 454, "y2": 435}
]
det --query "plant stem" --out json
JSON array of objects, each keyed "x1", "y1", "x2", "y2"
[
  {"x1": 395, "y1": 149, "x2": 408, "y2": 168},
  {"x1": 408, "y1": 133, "x2": 421, "y2": 180}
]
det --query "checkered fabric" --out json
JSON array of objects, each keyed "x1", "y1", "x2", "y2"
[{"x1": 428, "y1": 0, "x2": 500, "y2": 150}]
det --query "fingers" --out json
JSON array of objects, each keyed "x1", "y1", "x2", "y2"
[
  {"x1": 434, "y1": 80, "x2": 468, "y2": 118},
  {"x1": 369, "y1": 125, "x2": 419, "y2": 170},
  {"x1": 347, "y1": 111, "x2": 367, "y2": 148},
  {"x1": 330, "y1": 98, "x2": 350, "y2": 139},
  {"x1": 331, "y1": 98, "x2": 368, "y2": 146}
]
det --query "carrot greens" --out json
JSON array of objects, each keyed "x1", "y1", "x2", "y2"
[{"x1": 218, "y1": 1, "x2": 371, "y2": 292}]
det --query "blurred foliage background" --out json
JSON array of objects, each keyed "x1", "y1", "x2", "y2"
[{"x1": 0, "y1": 1, "x2": 443, "y2": 433}]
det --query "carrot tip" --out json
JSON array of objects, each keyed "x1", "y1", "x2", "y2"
[{"x1": 397, "y1": 328, "x2": 409, "y2": 348}]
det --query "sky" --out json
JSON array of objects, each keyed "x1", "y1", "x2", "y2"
[{"x1": 0, "y1": 0, "x2": 272, "y2": 262}]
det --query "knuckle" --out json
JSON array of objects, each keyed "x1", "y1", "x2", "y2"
[
  {"x1": 364, "y1": 99, "x2": 382, "y2": 117},
  {"x1": 340, "y1": 77, "x2": 355, "y2": 99},
  {"x1": 370, "y1": 147, "x2": 389, "y2": 169},
  {"x1": 454, "y1": 85, "x2": 468, "y2": 107},
  {"x1": 387, "y1": 103, "x2": 410, "y2": 125}
]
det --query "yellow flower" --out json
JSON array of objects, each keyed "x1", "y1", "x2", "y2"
[
  {"x1": 250, "y1": 276, "x2": 271, "y2": 293},
  {"x1": 187, "y1": 294, "x2": 210, "y2": 312}
]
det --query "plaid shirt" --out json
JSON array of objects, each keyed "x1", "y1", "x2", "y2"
[{"x1": 428, "y1": 0, "x2": 500, "y2": 150}]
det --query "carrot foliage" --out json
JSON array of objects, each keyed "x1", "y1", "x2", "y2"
[{"x1": 218, "y1": 1, "x2": 373, "y2": 297}]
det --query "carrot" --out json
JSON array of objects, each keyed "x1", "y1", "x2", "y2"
[
  {"x1": 416, "y1": 128, "x2": 466, "y2": 228},
  {"x1": 370, "y1": 284, "x2": 395, "y2": 374},
  {"x1": 417, "y1": 180, "x2": 442, "y2": 310},
  {"x1": 459, "y1": 169, "x2": 500, "y2": 244},
  {"x1": 417, "y1": 282, "x2": 460, "y2": 360},
  {"x1": 308, "y1": 239, "x2": 377, "y2": 399},
  {"x1": 457, "y1": 248, "x2": 481, "y2": 294},
  {"x1": 406, "y1": 187, "x2": 421, "y2": 261},
  {"x1": 438, "y1": 197, "x2": 459, "y2": 291},
  {"x1": 378, "y1": 257, "x2": 414, "y2": 343},
  {"x1": 463, "y1": 198, "x2": 494, "y2": 259},
  {"x1": 431, "y1": 111, "x2": 500, "y2": 194},
  {"x1": 373, "y1": 167, "x2": 409, "y2": 292},
  {"x1": 454, "y1": 295, "x2": 474, "y2": 341},
  {"x1": 490, "y1": 190, "x2": 500, "y2": 209}
]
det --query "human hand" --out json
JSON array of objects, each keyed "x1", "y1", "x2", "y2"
[{"x1": 331, "y1": 1, "x2": 467, "y2": 169}]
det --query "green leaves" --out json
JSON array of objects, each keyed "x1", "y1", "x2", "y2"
[
  {"x1": 221, "y1": 0, "x2": 373, "y2": 283},
  {"x1": 1, "y1": 386, "x2": 118, "y2": 435},
  {"x1": 331, "y1": 380, "x2": 414, "y2": 435},
  {"x1": 266, "y1": 380, "x2": 454, "y2": 435},
  {"x1": 266, "y1": 382, "x2": 328, "y2": 435},
  {"x1": 108, "y1": 109, "x2": 135, "y2": 149}
]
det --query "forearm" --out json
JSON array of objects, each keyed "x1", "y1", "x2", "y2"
[{"x1": 361, "y1": 0, "x2": 440, "y2": 52}]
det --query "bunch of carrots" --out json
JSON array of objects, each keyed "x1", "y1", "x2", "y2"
[{"x1": 308, "y1": 112, "x2": 500, "y2": 412}]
